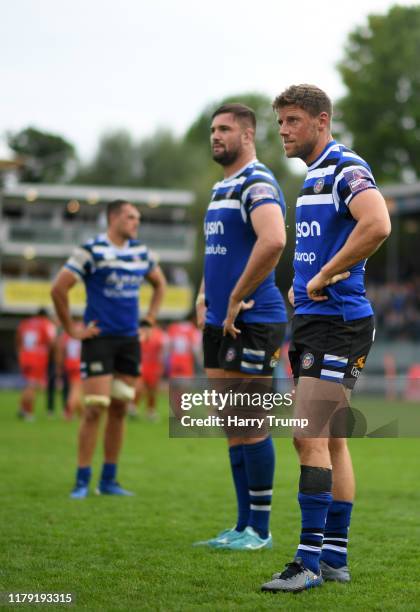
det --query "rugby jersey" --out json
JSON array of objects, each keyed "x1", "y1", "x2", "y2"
[
  {"x1": 204, "y1": 159, "x2": 287, "y2": 327},
  {"x1": 65, "y1": 233, "x2": 155, "y2": 336},
  {"x1": 294, "y1": 140, "x2": 377, "y2": 320}
]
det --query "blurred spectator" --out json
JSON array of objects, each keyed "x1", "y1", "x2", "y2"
[
  {"x1": 16, "y1": 308, "x2": 56, "y2": 420},
  {"x1": 130, "y1": 325, "x2": 167, "y2": 421},
  {"x1": 167, "y1": 319, "x2": 202, "y2": 378},
  {"x1": 367, "y1": 275, "x2": 420, "y2": 340},
  {"x1": 56, "y1": 322, "x2": 83, "y2": 420}
]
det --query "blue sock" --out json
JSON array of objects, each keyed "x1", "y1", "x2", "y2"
[
  {"x1": 76, "y1": 466, "x2": 91, "y2": 485},
  {"x1": 100, "y1": 463, "x2": 117, "y2": 483},
  {"x1": 243, "y1": 437, "x2": 275, "y2": 539},
  {"x1": 296, "y1": 491, "x2": 333, "y2": 573},
  {"x1": 229, "y1": 445, "x2": 250, "y2": 532},
  {"x1": 321, "y1": 500, "x2": 353, "y2": 568}
]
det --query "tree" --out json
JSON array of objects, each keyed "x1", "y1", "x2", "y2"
[
  {"x1": 336, "y1": 5, "x2": 420, "y2": 183},
  {"x1": 74, "y1": 130, "x2": 142, "y2": 186},
  {"x1": 74, "y1": 128, "x2": 203, "y2": 189},
  {"x1": 8, "y1": 127, "x2": 75, "y2": 183},
  {"x1": 138, "y1": 129, "x2": 204, "y2": 189}
]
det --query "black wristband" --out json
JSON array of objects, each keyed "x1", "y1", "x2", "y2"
[{"x1": 140, "y1": 319, "x2": 153, "y2": 328}]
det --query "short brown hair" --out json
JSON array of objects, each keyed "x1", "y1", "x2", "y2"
[
  {"x1": 211, "y1": 103, "x2": 256, "y2": 130},
  {"x1": 272, "y1": 84, "x2": 332, "y2": 118},
  {"x1": 106, "y1": 199, "x2": 130, "y2": 222}
]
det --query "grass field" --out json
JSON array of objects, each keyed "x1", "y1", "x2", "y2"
[{"x1": 1, "y1": 390, "x2": 419, "y2": 611}]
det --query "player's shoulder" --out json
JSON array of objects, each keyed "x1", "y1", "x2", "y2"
[
  {"x1": 333, "y1": 143, "x2": 372, "y2": 174},
  {"x1": 79, "y1": 233, "x2": 107, "y2": 252},
  {"x1": 241, "y1": 161, "x2": 283, "y2": 209},
  {"x1": 128, "y1": 239, "x2": 153, "y2": 261},
  {"x1": 128, "y1": 238, "x2": 145, "y2": 249},
  {"x1": 243, "y1": 160, "x2": 278, "y2": 186}
]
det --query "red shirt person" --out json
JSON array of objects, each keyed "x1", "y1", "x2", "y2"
[
  {"x1": 167, "y1": 321, "x2": 201, "y2": 378},
  {"x1": 56, "y1": 324, "x2": 83, "y2": 419},
  {"x1": 132, "y1": 326, "x2": 167, "y2": 420},
  {"x1": 17, "y1": 309, "x2": 56, "y2": 419}
]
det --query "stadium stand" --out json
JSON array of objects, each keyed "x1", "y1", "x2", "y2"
[{"x1": 0, "y1": 182, "x2": 196, "y2": 375}]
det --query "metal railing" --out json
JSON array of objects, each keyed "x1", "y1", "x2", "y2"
[{"x1": 1, "y1": 221, "x2": 196, "y2": 254}]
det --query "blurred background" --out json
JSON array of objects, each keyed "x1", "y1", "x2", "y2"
[{"x1": 1, "y1": 0, "x2": 420, "y2": 398}]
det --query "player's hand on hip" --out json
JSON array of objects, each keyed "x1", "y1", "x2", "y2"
[
  {"x1": 288, "y1": 285, "x2": 295, "y2": 307},
  {"x1": 223, "y1": 298, "x2": 254, "y2": 339},
  {"x1": 69, "y1": 320, "x2": 100, "y2": 340},
  {"x1": 306, "y1": 271, "x2": 350, "y2": 301}
]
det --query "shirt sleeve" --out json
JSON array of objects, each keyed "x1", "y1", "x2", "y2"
[
  {"x1": 144, "y1": 248, "x2": 157, "y2": 275},
  {"x1": 241, "y1": 177, "x2": 282, "y2": 216},
  {"x1": 64, "y1": 246, "x2": 94, "y2": 279},
  {"x1": 334, "y1": 160, "x2": 377, "y2": 210}
]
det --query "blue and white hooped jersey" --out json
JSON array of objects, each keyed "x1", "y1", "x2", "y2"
[
  {"x1": 65, "y1": 233, "x2": 155, "y2": 336},
  {"x1": 204, "y1": 159, "x2": 287, "y2": 327},
  {"x1": 294, "y1": 140, "x2": 377, "y2": 320}
]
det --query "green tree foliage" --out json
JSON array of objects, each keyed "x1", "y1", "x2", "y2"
[
  {"x1": 74, "y1": 130, "x2": 142, "y2": 186},
  {"x1": 74, "y1": 128, "x2": 203, "y2": 190},
  {"x1": 138, "y1": 129, "x2": 205, "y2": 189},
  {"x1": 337, "y1": 5, "x2": 420, "y2": 183},
  {"x1": 7, "y1": 127, "x2": 75, "y2": 183}
]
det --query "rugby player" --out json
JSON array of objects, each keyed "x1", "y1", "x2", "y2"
[
  {"x1": 51, "y1": 200, "x2": 166, "y2": 498},
  {"x1": 56, "y1": 320, "x2": 84, "y2": 420},
  {"x1": 194, "y1": 103, "x2": 287, "y2": 550},
  {"x1": 261, "y1": 84, "x2": 391, "y2": 593},
  {"x1": 135, "y1": 324, "x2": 167, "y2": 420},
  {"x1": 16, "y1": 308, "x2": 56, "y2": 420},
  {"x1": 167, "y1": 319, "x2": 201, "y2": 378}
]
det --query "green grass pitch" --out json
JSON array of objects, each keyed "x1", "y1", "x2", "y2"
[{"x1": 0, "y1": 390, "x2": 419, "y2": 611}]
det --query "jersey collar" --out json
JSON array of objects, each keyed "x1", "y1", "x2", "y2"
[
  {"x1": 223, "y1": 158, "x2": 258, "y2": 182},
  {"x1": 307, "y1": 140, "x2": 337, "y2": 171},
  {"x1": 103, "y1": 232, "x2": 129, "y2": 250}
]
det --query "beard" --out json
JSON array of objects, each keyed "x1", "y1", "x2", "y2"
[
  {"x1": 211, "y1": 145, "x2": 239, "y2": 166},
  {"x1": 291, "y1": 141, "x2": 317, "y2": 162},
  {"x1": 284, "y1": 131, "x2": 318, "y2": 162}
]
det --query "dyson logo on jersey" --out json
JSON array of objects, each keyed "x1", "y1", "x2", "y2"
[
  {"x1": 205, "y1": 244, "x2": 227, "y2": 255},
  {"x1": 105, "y1": 271, "x2": 142, "y2": 290},
  {"x1": 296, "y1": 221, "x2": 321, "y2": 238},
  {"x1": 294, "y1": 251, "x2": 317, "y2": 264},
  {"x1": 204, "y1": 220, "x2": 224, "y2": 239}
]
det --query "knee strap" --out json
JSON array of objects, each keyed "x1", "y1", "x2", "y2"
[
  {"x1": 111, "y1": 378, "x2": 135, "y2": 401},
  {"x1": 84, "y1": 394, "x2": 111, "y2": 408}
]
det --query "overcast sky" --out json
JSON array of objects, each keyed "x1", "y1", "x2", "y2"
[{"x1": 1, "y1": 0, "x2": 418, "y2": 160}]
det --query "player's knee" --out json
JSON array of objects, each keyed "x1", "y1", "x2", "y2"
[
  {"x1": 109, "y1": 400, "x2": 127, "y2": 419},
  {"x1": 111, "y1": 378, "x2": 135, "y2": 402},
  {"x1": 84, "y1": 394, "x2": 110, "y2": 412},
  {"x1": 328, "y1": 437, "x2": 348, "y2": 454},
  {"x1": 83, "y1": 404, "x2": 104, "y2": 422},
  {"x1": 293, "y1": 436, "x2": 328, "y2": 459},
  {"x1": 293, "y1": 436, "x2": 305, "y2": 453}
]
